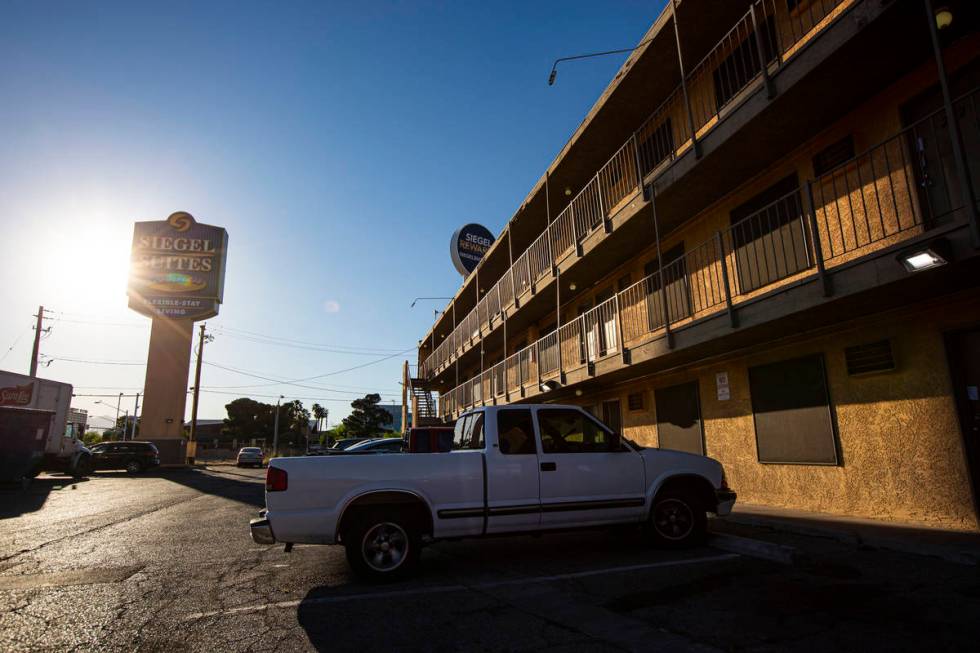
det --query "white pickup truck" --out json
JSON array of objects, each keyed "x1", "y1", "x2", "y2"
[{"x1": 250, "y1": 404, "x2": 735, "y2": 580}]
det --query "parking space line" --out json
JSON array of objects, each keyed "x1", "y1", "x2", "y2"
[{"x1": 182, "y1": 552, "x2": 739, "y2": 621}]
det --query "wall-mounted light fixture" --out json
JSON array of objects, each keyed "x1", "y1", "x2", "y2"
[
  {"x1": 574, "y1": 389, "x2": 583, "y2": 397},
  {"x1": 564, "y1": 187, "x2": 572, "y2": 196},
  {"x1": 897, "y1": 238, "x2": 951, "y2": 273},
  {"x1": 935, "y1": 5, "x2": 953, "y2": 29},
  {"x1": 569, "y1": 282, "x2": 577, "y2": 291}
]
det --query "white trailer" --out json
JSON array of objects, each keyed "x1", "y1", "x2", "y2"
[{"x1": 0, "y1": 370, "x2": 92, "y2": 479}]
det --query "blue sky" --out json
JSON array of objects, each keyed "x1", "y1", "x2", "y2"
[{"x1": 0, "y1": 0, "x2": 664, "y2": 426}]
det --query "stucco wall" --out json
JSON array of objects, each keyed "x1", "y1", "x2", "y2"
[{"x1": 581, "y1": 299, "x2": 979, "y2": 530}]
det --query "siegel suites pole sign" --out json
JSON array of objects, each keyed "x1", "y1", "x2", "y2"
[
  {"x1": 450, "y1": 223, "x2": 494, "y2": 277},
  {"x1": 128, "y1": 212, "x2": 228, "y2": 321}
]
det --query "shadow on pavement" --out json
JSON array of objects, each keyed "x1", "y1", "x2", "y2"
[
  {"x1": 294, "y1": 528, "x2": 719, "y2": 651},
  {"x1": 0, "y1": 476, "x2": 89, "y2": 519},
  {"x1": 150, "y1": 468, "x2": 265, "y2": 508}
]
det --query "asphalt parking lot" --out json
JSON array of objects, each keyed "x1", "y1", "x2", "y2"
[{"x1": 1, "y1": 467, "x2": 979, "y2": 652}]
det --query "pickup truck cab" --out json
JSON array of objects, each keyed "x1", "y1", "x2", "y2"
[{"x1": 250, "y1": 404, "x2": 735, "y2": 580}]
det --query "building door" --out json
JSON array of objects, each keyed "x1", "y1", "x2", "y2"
[
  {"x1": 945, "y1": 328, "x2": 980, "y2": 522},
  {"x1": 899, "y1": 61, "x2": 980, "y2": 226},
  {"x1": 577, "y1": 301, "x2": 594, "y2": 363},
  {"x1": 601, "y1": 399, "x2": 622, "y2": 434},
  {"x1": 643, "y1": 243, "x2": 690, "y2": 332},
  {"x1": 595, "y1": 288, "x2": 617, "y2": 357}
]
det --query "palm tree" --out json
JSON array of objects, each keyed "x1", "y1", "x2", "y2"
[{"x1": 311, "y1": 403, "x2": 325, "y2": 433}]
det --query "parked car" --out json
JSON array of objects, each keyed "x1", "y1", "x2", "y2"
[
  {"x1": 250, "y1": 404, "x2": 736, "y2": 580},
  {"x1": 236, "y1": 447, "x2": 265, "y2": 467},
  {"x1": 328, "y1": 437, "x2": 370, "y2": 451},
  {"x1": 341, "y1": 438, "x2": 406, "y2": 454},
  {"x1": 89, "y1": 441, "x2": 160, "y2": 474}
]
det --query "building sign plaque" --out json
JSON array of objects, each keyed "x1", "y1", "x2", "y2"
[{"x1": 128, "y1": 212, "x2": 228, "y2": 321}]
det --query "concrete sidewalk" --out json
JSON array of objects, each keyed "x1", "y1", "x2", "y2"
[{"x1": 713, "y1": 503, "x2": 980, "y2": 565}]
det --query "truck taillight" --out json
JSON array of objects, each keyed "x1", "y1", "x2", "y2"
[{"x1": 266, "y1": 466, "x2": 288, "y2": 492}]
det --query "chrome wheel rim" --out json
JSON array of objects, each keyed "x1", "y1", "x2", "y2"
[
  {"x1": 361, "y1": 522, "x2": 409, "y2": 572},
  {"x1": 653, "y1": 498, "x2": 694, "y2": 541}
]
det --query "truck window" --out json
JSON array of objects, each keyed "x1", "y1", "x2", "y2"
[
  {"x1": 496, "y1": 409, "x2": 536, "y2": 455},
  {"x1": 468, "y1": 413, "x2": 485, "y2": 450},
  {"x1": 537, "y1": 408, "x2": 611, "y2": 454},
  {"x1": 453, "y1": 414, "x2": 472, "y2": 450}
]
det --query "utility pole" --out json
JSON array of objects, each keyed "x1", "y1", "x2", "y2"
[
  {"x1": 130, "y1": 393, "x2": 140, "y2": 440},
  {"x1": 115, "y1": 393, "x2": 122, "y2": 433},
  {"x1": 188, "y1": 323, "x2": 211, "y2": 463},
  {"x1": 29, "y1": 305, "x2": 51, "y2": 377}
]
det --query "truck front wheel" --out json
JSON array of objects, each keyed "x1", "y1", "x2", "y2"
[
  {"x1": 648, "y1": 489, "x2": 706, "y2": 548},
  {"x1": 343, "y1": 511, "x2": 420, "y2": 581}
]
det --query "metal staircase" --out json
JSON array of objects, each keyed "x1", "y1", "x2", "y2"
[{"x1": 408, "y1": 377, "x2": 442, "y2": 426}]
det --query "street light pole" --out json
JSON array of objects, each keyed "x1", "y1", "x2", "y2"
[
  {"x1": 272, "y1": 395, "x2": 284, "y2": 457},
  {"x1": 130, "y1": 393, "x2": 140, "y2": 441}
]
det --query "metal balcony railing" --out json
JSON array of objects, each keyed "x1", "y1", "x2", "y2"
[
  {"x1": 424, "y1": 0, "x2": 858, "y2": 383},
  {"x1": 437, "y1": 88, "x2": 979, "y2": 419}
]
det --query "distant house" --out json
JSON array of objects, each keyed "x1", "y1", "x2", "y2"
[{"x1": 191, "y1": 419, "x2": 224, "y2": 440}]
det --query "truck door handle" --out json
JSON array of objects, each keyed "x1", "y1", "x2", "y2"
[{"x1": 540, "y1": 462, "x2": 557, "y2": 472}]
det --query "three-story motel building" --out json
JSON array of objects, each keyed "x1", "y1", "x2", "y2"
[{"x1": 411, "y1": 0, "x2": 980, "y2": 530}]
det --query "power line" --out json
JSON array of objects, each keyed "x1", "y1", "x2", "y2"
[
  {"x1": 33, "y1": 352, "x2": 407, "y2": 392},
  {"x1": 211, "y1": 325, "x2": 411, "y2": 353},
  {"x1": 209, "y1": 330, "x2": 411, "y2": 356},
  {"x1": 0, "y1": 325, "x2": 33, "y2": 364},
  {"x1": 48, "y1": 317, "x2": 145, "y2": 328},
  {"x1": 196, "y1": 389, "x2": 380, "y2": 403},
  {"x1": 201, "y1": 360, "x2": 400, "y2": 395},
  {"x1": 42, "y1": 355, "x2": 145, "y2": 366}
]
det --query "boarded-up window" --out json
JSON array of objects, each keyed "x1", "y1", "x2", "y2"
[
  {"x1": 749, "y1": 354, "x2": 838, "y2": 464},
  {"x1": 729, "y1": 174, "x2": 810, "y2": 294},
  {"x1": 655, "y1": 381, "x2": 704, "y2": 455}
]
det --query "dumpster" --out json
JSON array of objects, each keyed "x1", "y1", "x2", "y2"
[{"x1": 0, "y1": 406, "x2": 52, "y2": 483}]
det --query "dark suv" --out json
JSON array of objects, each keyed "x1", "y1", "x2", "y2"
[{"x1": 89, "y1": 441, "x2": 161, "y2": 474}]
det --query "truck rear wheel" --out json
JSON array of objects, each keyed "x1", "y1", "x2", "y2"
[
  {"x1": 648, "y1": 488, "x2": 706, "y2": 548},
  {"x1": 343, "y1": 511, "x2": 420, "y2": 582}
]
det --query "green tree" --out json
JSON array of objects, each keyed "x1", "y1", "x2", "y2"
[
  {"x1": 222, "y1": 398, "x2": 275, "y2": 439},
  {"x1": 311, "y1": 403, "x2": 326, "y2": 433},
  {"x1": 82, "y1": 431, "x2": 103, "y2": 446},
  {"x1": 342, "y1": 394, "x2": 392, "y2": 437},
  {"x1": 322, "y1": 422, "x2": 347, "y2": 445}
]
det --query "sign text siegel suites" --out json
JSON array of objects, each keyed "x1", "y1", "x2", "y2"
[{"x1": 128, "y1": 212, "x2": 228, "y2": 321}]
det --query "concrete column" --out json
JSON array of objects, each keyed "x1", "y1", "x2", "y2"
[{"x1": 140, "y1": 317, "x2": 193, "y2": 465}]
